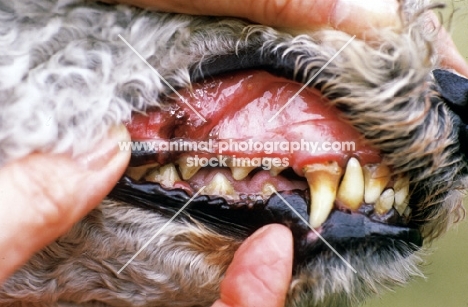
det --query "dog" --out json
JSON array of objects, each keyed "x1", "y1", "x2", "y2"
[{"x1": 1, "y1": 0, "x2": 467, "y2": 306}]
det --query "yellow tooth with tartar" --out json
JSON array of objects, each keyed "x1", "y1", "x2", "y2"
[
  {"x1": 230, "y1": 166, "x2": 256, "y2": 180},
  {"x1": 125, "y1": 163, "x2": 159, "y2": 181},
  {"x1": 270, "y1": 166, "x2": 287, "y2": 176},
  {"x1": 262, "y1": 183, "x2": 276, "y2": 196},
  {"x1": 304, "y1": 162, "x2": 342, "y2": 229},
  {"x1": 393, "y1": 176, "x2": 410, "y2": 215},
  {"x1": 375, "y1": 189, "x2": 395, "y2": 215},
  {"x1": 145, "y1": 163, "x2": 181, "y2": 187},
  {"x1": 177, "y1": 157, "x2": 201, "y2": 180},
  {"x1": 336, "y1": 157, "x2": 364, "y2": 210},
  {"x1": 363, "y1": 164, "x2": 391, "y2": 204},
  {"x1": 204, "y1": 173, "x2": 235, "y2": 196}
]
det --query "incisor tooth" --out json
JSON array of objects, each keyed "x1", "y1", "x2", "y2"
[
  {"x1": 394, "y1": 176, "x2": 410, "y2": 215},
  {"x1": 363, "y1": 164, "x2": 391, "y2": 204},
  {"x1": 270, "y1": 166, "x2": 287, "y2": 176},
  {"x1": 145, "y1": 163, "x2": 181, "y2": 187},
  {"x1": 177, "y1": 157, "x2": 201, "y2": 180},
  {"x1": 230, "y1": 166, "x2": 256, "y2": 180},
  {"x1": 204, "y1": 173, "x2": 235, "y2": 196},
  {"x1": 304, "y1": 162, "x2": 342, "y2": 228},
  {"x1": 336, "y1": 157, "x2": 364, "y2": 210},
  {"x1": 375, "y1": 189, "x2": 394, "y2": 215},
  {"x1": 125, "y1": 163, "x2": 159, "y2": 181}
]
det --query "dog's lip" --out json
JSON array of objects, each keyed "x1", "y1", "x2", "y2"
[{"x1": 108, "y1": 177, "x2": 423, "y2": 251}]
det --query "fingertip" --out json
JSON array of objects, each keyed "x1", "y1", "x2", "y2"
[{"x1": 217, "y1": 224, "x2": 293, "y2": 307}]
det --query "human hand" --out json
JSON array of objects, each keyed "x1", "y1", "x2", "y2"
[
  {"x1": 102, "y1": 0, "x2": 468, "y2": 77},
  {"x1": 211, "y1": 224, "x2": 293, "y2": 307},
  {"x1": 0, "y1": 125, "x2": 130, "y2": 283}
]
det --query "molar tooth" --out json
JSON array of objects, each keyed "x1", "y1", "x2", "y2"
[
  {"x1": 304, "y1": 162, "x2": 342, "y2": 228},
  {"x1": 270, "y1": 166, "x2": 287, "y2": 176},
  {"x1": 393, "y1": 176, "x2": 410, "y2": 215},
  {"x1": 145, "y1": 163, "x2": 181, "y2": 187},
  {"x1": 177, "y1": 157, "x2": 201, "y2": 180},
  {"x1": 363, "y1": 164, "x2": 391, "y2": 204},
  {"x1": 204, "y1": 173, "x2": 235, "y2": 196},
  {"x1": 125, "y1": 163, "x2": 159, "y2": 181},
  {"x1": 375, "y1": 189, "x2": 395, "y2": 215},
  {"x1": 230, "y1": 166, "x2": 256, "y2": 180},
  {"x1": 336, "y1": 157, "x2": 364, "y2": 210}
]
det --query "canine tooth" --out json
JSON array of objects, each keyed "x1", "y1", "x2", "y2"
[
  {"x1": 393, "y1": 176, "x2": 410, "y2": 215},
  {"x1": 204, "y1": 173, "x2": 235, "y2": 196},
  {"x1": 230, "y1": 166, "x2": 256, "y2": 180},
  {"x1": 125, "y1": 163, "x2": 159, "y2": 181},
  {"x1": 270, "y1": 166, "x2": 287, "y2": 176},
  {"x1": 337, "y1": 157, "x2": 364, "y2": 210},
  {"x1": 177, "y1": 156, "x2": 201, "y2": 180},
  {"x1": 363, "y1": 164, "x2": 391, "y2": 204},
  {"x1": 145, "y1": 163, "x2": 181, "y2": 187},
  {"x1": 304, "y1": 162, "x2": 342, "y2": 228},
  {"x1": 375, "y1": 189, "x2": 395, "y2": 215}
]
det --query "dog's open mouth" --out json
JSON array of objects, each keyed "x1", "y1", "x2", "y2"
[{"x1": 109, "y1": 69, "x2": 423, "y2": 262}]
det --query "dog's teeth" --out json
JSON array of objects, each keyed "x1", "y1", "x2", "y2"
[
  {"x1": 393, "y1": 175, "x2": 410, "y2": 215},
  {"x1": 304, "y1": 162, "x2": 342, "y2": 229},
  {"x1": 177, "y1": 158, "x2": 201, "y2": 180},
  {"x1": 125, "y1": 163, "x2": 159, "y2": 181},
  {"x1": 363, "y1": 164, "x2": 391, "y2": 204},
  {"x1": 204, "y1": 173, "x2": 235, "y2": 196},
  {"x1": 336, "y1": 157, "x2": 364, "y2": 210},
  {"x1": 403, "y1": 206, "x2": 412, "y2": 218},
  {"x1": 145, "y1": 163, "x2": 181, "y2": 187},
  {"x1": 270, "y1": 166, "x2": 287, "y2": 176},
  {"x1": 262, "y1": 183, "x2": 275, "y2": 196},
  {"x1": 230, "y1": 166, "x2": 256, "y2": 180},
  {"x1": 375, "y1": 189, "x2": 395, "y2": 215}
]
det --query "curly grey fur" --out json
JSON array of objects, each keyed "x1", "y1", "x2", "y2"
[{"x1": 0, "y1": 0, "x2": 466, "y2": 306}]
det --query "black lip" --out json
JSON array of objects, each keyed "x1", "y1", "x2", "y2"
[
  {"x1": 190, "y1": 46, "x2": 312, "y2": 84},
  {"x1": 108, "y1": 176, "x2": 423, "y2": 263}
]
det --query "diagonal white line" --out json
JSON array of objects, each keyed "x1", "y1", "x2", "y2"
[
  {"x1": 269, "y1": 187, "x2": 357, "y2": 274},
  {"x1": 268, "y1": 35, "x2": 356, "y2": 122},
  {"x1": 118, "y1": 34, "x2": 207, "y2": 123},
  {"x1": 117, "y1": 186, "x2": 206, "y2": 274}
]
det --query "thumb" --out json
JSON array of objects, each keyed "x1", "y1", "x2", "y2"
[
  {"x1": 212, "y1": 224, "x2": 293, "y2": 307},
  {"x1": 0, "y1": 125, "x2": 130, "y2": 282}
]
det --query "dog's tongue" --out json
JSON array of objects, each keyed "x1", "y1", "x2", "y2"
[{"x1": 127, "y1": 70, "x2": 380, "y2": 173}]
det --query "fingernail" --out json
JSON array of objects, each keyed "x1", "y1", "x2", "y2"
[
  {"x1": 76, "y1": 124, "x2": 130, "y2": 170},
  {"x1": 333, "y1": 0, "x2": 400, "y2": 34}
]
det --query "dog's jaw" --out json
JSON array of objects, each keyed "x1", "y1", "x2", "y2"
[{"x1": 0, "y1": 0, "x2": 467, "y2": 307}]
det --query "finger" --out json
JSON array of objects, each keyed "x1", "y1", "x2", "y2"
[
  {"x1": 0, "y1": 125, "x2": 130, "y2": 282},
  {"x1": 105, "y1": 0, "x2": 401, "y2": 34},
  {"x1": 426, "y1": 11, "x2": 468, "y2": 77},
  {"x1": 211, "y1": 224, "x2": 293, "y2": 307}
]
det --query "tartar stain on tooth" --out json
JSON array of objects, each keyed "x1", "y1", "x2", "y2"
[
  {"x1": 336, "y1": 157, "x2": 364, "y2": 210},
  {"x1": 203, "y1": 173, "x2": 236, "y2": 197},
  {"x1": 375, "y1": 188, "x2": 395, "y2": 215},
  {"x1": 393, "y1": 175, "x2": 410, "y2": 215},
  {"x1": 363, "y1": 164, "x2": 391, "y2": 204},
  {"x1": 177, "y1": 156, "x2": 202, "y2": 180},
  {"x1": 125, "y1": 162, "x2": 160, "y2": 181},
  {"x1": 145, "y1": 163, "x2": 181, "y2": 188},
  {"x1": 230, "y1": 166, "x2": 256, "y2": 180},
  {"x1": 303, "y1": 162, "x2": 342, "y2": 229}
]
